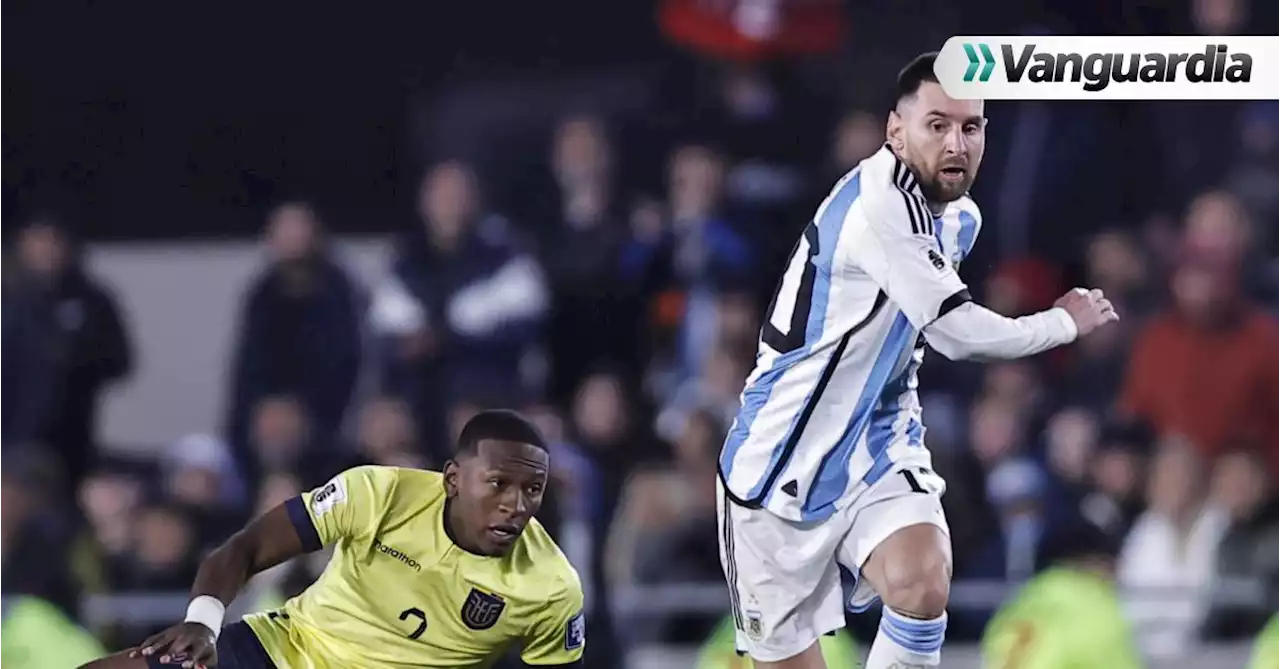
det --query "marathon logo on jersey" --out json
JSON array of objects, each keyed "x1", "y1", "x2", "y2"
[
  {"x1": 373, "y1": 538, "x2": 422, "y2": 572},
  {"x1": 934, "y1": 36, "x2": 1279, "y2": 100},
  {"x1": 460, "y1": 588, "x2": 506, "y2": 630},
  {"x1": 565, "y1": 611, "x2": 585, "y2": 650},
  {"x1": 310, "y1": 476, "x2": 347, "y2": 515}
]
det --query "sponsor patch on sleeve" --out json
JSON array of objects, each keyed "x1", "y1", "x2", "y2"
[
  {"x1": 565, "y1": 610, "x2": 585, "y2": 650},
  {"x1": 311, "y1": 476, "x2": 347, "y2": 515}
]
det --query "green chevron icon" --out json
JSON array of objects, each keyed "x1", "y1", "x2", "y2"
[{"x1": 962, "y1": 43, "x2": 997, "y2": 82}]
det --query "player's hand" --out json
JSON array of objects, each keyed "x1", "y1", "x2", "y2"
[
  {"x1": 1054, "y1": 287, "x2": 1119, "y2": 337},
  {"x1": 130, "y1": 622, "x2": 217, "y2": 669}
]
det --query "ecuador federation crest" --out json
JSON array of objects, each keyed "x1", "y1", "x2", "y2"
[{"x1": 460, "y1": 588, "x2": 506, "y2": 630}]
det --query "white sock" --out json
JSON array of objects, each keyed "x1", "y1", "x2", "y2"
[{"x1": 863, "y1": 606, "x2": 947, "y2": 668}]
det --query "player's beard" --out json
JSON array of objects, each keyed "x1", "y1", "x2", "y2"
[{"x1": 919, "y1": 170, "x2": 973, "y2": 204}]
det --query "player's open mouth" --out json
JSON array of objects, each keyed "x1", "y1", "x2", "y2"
[
  {"x1": 487, "y1": 524, "x2": 521, "y2": 542},
  {"x1": 939, "y1": 167, "x2": 966, "y2": 181}
]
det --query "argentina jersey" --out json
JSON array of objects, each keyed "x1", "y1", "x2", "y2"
[{"x1": 719, "y1": 145, "x2": 983, "y2": 522}]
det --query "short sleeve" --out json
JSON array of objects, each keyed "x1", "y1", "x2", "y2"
[
  {"x1": 520, "y1": 575, "x2": 586, "y2": 665},
  {"x1": 837, "y1": 170, "x2": 971, "y2": 330},
  {"x1": 284, "y1": 466, "x2": 396, "y2": 551}
]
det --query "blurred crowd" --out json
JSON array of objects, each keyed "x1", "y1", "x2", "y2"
[{"x1": 2, "y1": 1, "x2": 1278, "y2": 667}]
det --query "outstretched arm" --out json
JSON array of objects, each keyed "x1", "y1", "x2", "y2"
[
  {"x1": 190, "y1": 501, "x2": 311, "y2": 606},
  {"x1": 840, "y1": 159, "x2": 1110, "y2": 361},
  {"x1": 111, "y1": 467, "x2": 391, "y2": 669}
]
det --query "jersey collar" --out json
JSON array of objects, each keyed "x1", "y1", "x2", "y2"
[{"x1": 881, "y1": 143, "x2": 927, "y2": 201}]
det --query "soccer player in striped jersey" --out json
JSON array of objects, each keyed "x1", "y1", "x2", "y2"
[{"x1": 716, "y1": 52, "x2": 1118, "y2": 669}]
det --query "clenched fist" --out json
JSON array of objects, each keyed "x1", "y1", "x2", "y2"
[{"x1": 1054, "y1": 288, "x2": 1119, "y2": 338}]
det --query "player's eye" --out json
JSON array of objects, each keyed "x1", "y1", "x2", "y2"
[
  {"x1": 929, "y1": 120, "x2": 948, "y2": 133},
  {"x1": 525, "y1": 484, "x2": 544, "y2": 496},
  {"x1": 487, "y1": 478, "x2": 504, "y2": 489},
  {"x1": 963, "y1": 123, "x2": 981, "y2": 135}
]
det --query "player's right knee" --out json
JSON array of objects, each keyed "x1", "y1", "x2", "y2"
[{"x1": 877, "y1": 547, "x2": 951, "y2": 618}]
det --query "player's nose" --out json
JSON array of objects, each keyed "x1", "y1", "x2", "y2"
[{"x1": 499, "y1": 488, "x2": 531, "y2": 516}]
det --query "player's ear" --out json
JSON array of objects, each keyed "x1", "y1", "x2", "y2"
[
  {"x1": 886, "y1": 110, "x2": 905, "y2": 152},
  {"x1": 443, "y1": 459, "x2": 460, "y2": 498}
]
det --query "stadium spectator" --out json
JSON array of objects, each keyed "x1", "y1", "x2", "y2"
[
  {"x1": 343, "y1": 395, "x2": 424, "y2": 468},
  {"x1": 371, "y1": 161, "x2": 550, "y2": 450},
  {"x1": 105, "y1": 503, "x2": 199, "y2": 642},
  {"x1": 1119, "y1": 439, "x2": 1229, "y2": 659},
  {"x1": 1118, "y1": 245, "x2": 1278, "y2": 466},
  {"x1": 242, "y1": 395, "x2": 321, "y2": 488},
  {"x1": 653, "y1": 342, "x2": 748, "y2": 444},
  {"x1": 75, "y1": 469, "x2": 144, "y2": 580},
  {"x1": 158, "y1": 434, "x2": 246, "y2": 551},
  {"x1": 1042, "y1": 407, "x2": 1101, "y2": 528},
  {"x1": 1, "y1": 457, "x2": 79, "y2": 619},
  {"x1": 1081, "y1": 424, "x2": 1149, "y2": 537},
  {"x1": 1, "y1": 218, "x2": 133, "y2": 492},
  {"x1": 534, "y1": 116, "x2": 665, "y2": 401},
  {"x1": 1202, "y1": 450, "x2": 1280, "y2": 640},
  {"x1": 557, "y1": 371, "x2": 640, "y2": 667},
  {"x1": 650, "y1": 142, "x2": 757, "y2": 395},
  {"x1": 1225, "y1": 104, "x2": 1279, "y2": 249},
  {"x1": 611, "y1": 408, "x2": 722, "y2": 642},
  {"x1": 225, "y1": 202, "x2": 363, "y2": 452}
]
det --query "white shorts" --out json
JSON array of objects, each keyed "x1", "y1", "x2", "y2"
[{"x1": 717, "y1": 462, "x2": 951, "y2": 662}]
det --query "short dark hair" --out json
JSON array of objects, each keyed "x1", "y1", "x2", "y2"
[
  {"x1": 1035, "y1": 520, "x2": 1122, "y2": 570},
  {"x1": 896, "y1": 52, "x2": 941, "y2": 103},
  {"x1": 456, "y1": 409, "x2": 547, "y2": 455}
]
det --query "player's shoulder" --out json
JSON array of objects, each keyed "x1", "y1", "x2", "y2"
[
  {"x1": 856, "y1": 144, "x2": 919, "y2": 198},
  {"x1": 381, "y1": 466, "x2": 447, "y2": 502},
  {"x1": 945, "y1": 193, "x2": 983, "y2": 225},
  {"x1": 510, "y1": 519, "x2": 582, "y2": 600},
  {"x1": 337, "y1": 465, "x2": 445, "y2": 509}
]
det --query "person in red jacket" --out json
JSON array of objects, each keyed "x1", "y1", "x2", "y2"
[{"x1": 1118, "y1": 250, "x2": 1278, "y2": 469}]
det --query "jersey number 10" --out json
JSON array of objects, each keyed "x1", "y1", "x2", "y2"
[{"x1": 763, "y1": 222, "x2": 820, "y2": 354}]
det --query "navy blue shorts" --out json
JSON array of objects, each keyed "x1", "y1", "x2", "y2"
[{"x1": 145, "y1": 621, "x2": 276, "y2": 669}]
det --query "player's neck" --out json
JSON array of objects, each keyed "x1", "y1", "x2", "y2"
[
  {"x1": 442, "y1": 499, "x2": 489, "y2": 557},
  {"x1": 886, "y1": 144, "x2": 946, "y2": 216}
]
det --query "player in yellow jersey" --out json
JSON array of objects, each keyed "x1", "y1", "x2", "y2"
[{"x1": 82, "y1": 410, "x2": 585, "y2": 669}]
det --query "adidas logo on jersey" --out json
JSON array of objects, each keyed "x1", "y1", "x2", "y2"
[{"x1": 374, "y1": 538, "x2": 422, "y2": 572}]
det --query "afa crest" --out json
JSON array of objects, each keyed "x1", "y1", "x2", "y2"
[
  {"x1": 744, "y1": 610, "x2": 764, "y2": 640},
  {"x1": 460, "y1": 588, "x2": 506, "y2": 630}
]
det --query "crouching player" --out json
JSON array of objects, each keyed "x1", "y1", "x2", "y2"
[{"x1": 82, "y1": 410, "x2": 585, "y2": 669}]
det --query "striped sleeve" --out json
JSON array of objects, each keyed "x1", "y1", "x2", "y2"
[{"x1": 835, "y1": 153, "x2": 970, "y2": 329}]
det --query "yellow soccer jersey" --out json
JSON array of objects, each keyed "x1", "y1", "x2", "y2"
[{"x1": 242, "y1": 466, "x2": 585, "y2": 668}]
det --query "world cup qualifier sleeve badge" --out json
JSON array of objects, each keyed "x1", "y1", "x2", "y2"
[{"x1": 460, "y1": 588, "x2": 507, "y2": 630}]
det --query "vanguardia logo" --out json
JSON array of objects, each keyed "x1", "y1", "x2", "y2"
[
  {"x1": 996, "y1": 43, "x2": 1250, "y2": 91},
  {"x1": 962, "y1": 43, "x2": 997, "y2": 82},
  {"x1": 936, "y1": 36, "x2": 1278, "y2": 100}
]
